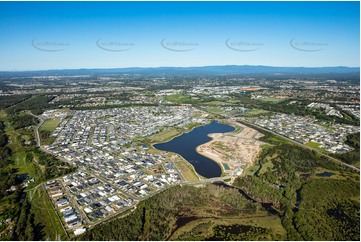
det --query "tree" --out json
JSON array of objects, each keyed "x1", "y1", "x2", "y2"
[{"x1": 25, "y1": 214, "x2": 35, "y2": 241}]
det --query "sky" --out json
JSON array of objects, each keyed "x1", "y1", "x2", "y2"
[{"x1": 0, "y1": 1, "x2": 359, "y2": 71}]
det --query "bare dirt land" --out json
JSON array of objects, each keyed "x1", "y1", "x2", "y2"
[{"x1": 196, "y1": 121, "x2": 265, "y2": 176}]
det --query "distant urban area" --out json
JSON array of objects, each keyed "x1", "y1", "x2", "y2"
[{"x1": 0, "y1": 68, "x2": 359, "y2": 241}]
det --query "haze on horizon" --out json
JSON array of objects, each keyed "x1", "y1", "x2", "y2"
[{"x1": 0, "y1": 1, "x2": 359, "y2": 71}]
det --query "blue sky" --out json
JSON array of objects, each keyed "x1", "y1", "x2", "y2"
[{"x1": 0, "y1": 1, "x2": 359, "y2": 70}]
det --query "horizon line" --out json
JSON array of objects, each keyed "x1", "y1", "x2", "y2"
[{"x1": 0, "y1": 64, "x2": 360, "y2": 73}]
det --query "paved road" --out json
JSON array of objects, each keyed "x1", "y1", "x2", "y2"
[
  {"x1": 199, "y1": 107, "x2": 360, "y2": 173},
  {"x1": 238, "y1": 119, "x2": 360, "y2": 173},
  {"x1": 27, "y1": 111, "x2": 44, "y2": 147},
  {"x1": 169, "y1": 159, "x2": 186, "y2": 181},
  {"x1": 59, "y1": 178, "x2": 92, "y2": 225},
  {"x1": 35, "y1": 105, "x2": 360, "y2": 231},
  {"x1": 5, "y1": 95, "x2": 34, "y2": 112}
]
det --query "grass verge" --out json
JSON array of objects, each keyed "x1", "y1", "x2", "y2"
[
  {"x1": 173, "y1": 157, "x2": 199, "y2": 182},
  {"x1": 29, "y1": 186, "x2": 68, "y2": 240}
]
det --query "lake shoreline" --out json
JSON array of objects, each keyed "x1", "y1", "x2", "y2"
[
  {"x1": 153, "y1": 121, "x2": 235, "y2": 178},
  {"x1": 196, "y1": 120, "x2": 265, "y2": 180}
]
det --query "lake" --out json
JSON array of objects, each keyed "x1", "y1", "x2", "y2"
[{"x1": 153, "y1": 121, "x2": 235, "y2": 178}]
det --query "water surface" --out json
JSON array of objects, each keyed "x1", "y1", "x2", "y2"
[
  {"x1": 316, "y1": 171, "x2": 334, "y2": 177},
  {"x1": 154, "y1": 121, "x2": 235, "y2": 178}
]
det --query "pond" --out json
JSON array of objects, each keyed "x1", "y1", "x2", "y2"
[{"x1": 316, "y1": 171, "x2": 335, "y2": 177}]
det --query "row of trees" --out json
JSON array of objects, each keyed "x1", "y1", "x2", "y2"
[
  {"x1": 0, "y1": 119, "x2": 25, "y2": 239},
  {"x1": 209, "y1": 224, "x2": 271, "y2": 241},
  {"x1": 0, "y1": 121, "x2": 12, "y2": 168},
  {"x1": 0, "y1": 168, "x2": 18, "y2": 198},
  {"x1": 336, "y1": 132, "x2": 360, "y2": 165},
  {"x1": 38, "y1": 130, "x2": 54, "y2": 145},
  {"x1": 7, "y1": 95, "x2": 55, "y2": 115},
  {"x1": 0, "y1": 110, "x2": 75, "y2": 240},
  {"x1": 0, "y1": 94, "x2": 31, "y2": 109},
  {"x1": 33, "y1": 150, "x2": 76, "y2": 180},
  {"x1": 11, "y1": 200, "x2": 39, "y2": 240},
  {"x1": 230, "y1": 93, "x2": 359, "y2": 126},
  {"x1": 257, "y1": 100, "x2": 359, "y2": 126},
  {"x1": 9, "y1": 114, "x2": 38, "y2": 130}
]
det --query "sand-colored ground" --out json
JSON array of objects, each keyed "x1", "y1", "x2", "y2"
[{"x1": 196, "y1": 120, "x2": 265, "y2": 177}]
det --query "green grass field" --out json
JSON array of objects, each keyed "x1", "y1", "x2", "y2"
[
  {"x1": 0, "y1": 110, "x2": 7, "y2": 118},
  {"x1": 315, "y1": 121, "x2": 336, "y2": 132},
  {"x1": 260, "y1": 97, "x2": 284, "y2": 103},
  {"x1": 242, "y1": 163, "x2": 260, "y2": 176},
  {"x1": 258, "y1": 159, "x2": 274, "y2": 175},
  {"x1": 184, "y1": 122, "x2": 202, "y2": 131},
  {"x1": 39, "y1": 118, "x2": 61, "y2": 132},
  {"x1": 148, "y1": 128, "x2": 181, "y2": 144},
  {"x1": 163, "y1": 94, "x2": 192, "y2": 104},
  {"x1": 5, "y1": 122, "x2": 44, "y2": 184},
  {"x1": 173, "y1": 157, "x2": 200, "y2": 182},
  {"x1": 266, "y1": 136, "x2": 291, "y2": 145},
  {"x1": 244, "y1": 109, "x2": 270, "y2": 116},
  {"x1": 147, "y1": 123, "x2": 202, "y2": 145},
  {"x1": 11, "y1": 152, "x2": 36, "y2": 175},
  {"x1": 202, "y1": 101, "x2": 226, "y2": 106},
  {"x1": 305, "y1": 141, "x2": 322, "y2": 148},
  {"x1": 305, "y1": 141, "x2": 329, "y2": 154},
  {"x1": 29, "y1": 186, "x2": 68, "y2": 240}
]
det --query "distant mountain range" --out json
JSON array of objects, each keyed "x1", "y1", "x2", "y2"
[{"x1": 0, "y1": 65, "x2": 359, "y2": 78}]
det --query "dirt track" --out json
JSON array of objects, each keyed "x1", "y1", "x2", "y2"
[{"x1": 196, "y1": 121, "x2": 264, "y2": 175}]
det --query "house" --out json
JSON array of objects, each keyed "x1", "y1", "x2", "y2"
[
  {"x1": 64, "y1": 215, "x2": 78, "y2": 222},
  {"x1": 84, "y1": 207, "x2": 92, "y2": 214},
  {"x1": 63, "y1": 211, "x2": 76, "y2": 218},
  {"x1": 60, "y1": 206, "x2": 72, "y2": 213},
  {"x1": 57, "y1": 198, "x2": 69, "y2": 207},
  {"x1": 6, "y1": 186, "x2": 17, "y2": 192},
  {"x1": 51, "y1": 193, "x2": 63, "y2": 198},
  {"x1": 74, "y1": 227, "x2": 86, "y2": 236},
  {"x1": 67, "y1": 219, "x2": 81, "y2": 229}
]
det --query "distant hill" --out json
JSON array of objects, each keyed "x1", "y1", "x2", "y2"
[{"x1": 0, "y1": 65, "x2": 359, "y2": 79}]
